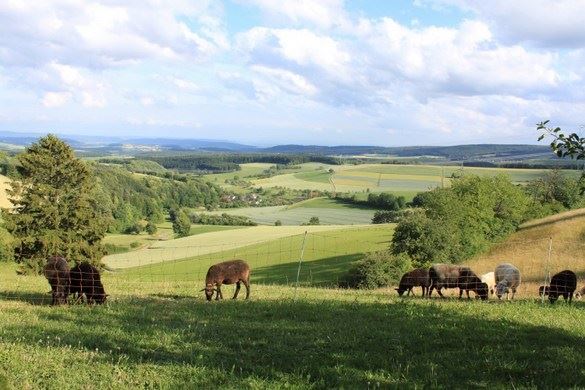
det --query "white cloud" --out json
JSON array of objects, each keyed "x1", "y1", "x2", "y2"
[
  {"x1": 42, "y1": 91, "x2": 72, "y2": 108},
  {"x1": 247, "y1": 0, "x2": 351, "y2": 30}
]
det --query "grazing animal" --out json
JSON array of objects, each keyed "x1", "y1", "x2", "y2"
[
  {"x1": 575, "y1": 285, "x2": 585, "y2": 300},
  {"x1": 395, "y1": 268, "x2": 430, "y2": 297},
  {"x1": 494, "y1": 263, "x2": 521, "y2": 300},
  {"x1": 428, "y1": 264, "x2": 488, "y2": 300},
  {"x1": 69, "y1": 262, "x2": 107, "y2": 304},
  {"x1": 43, "y1": 256, "x2": 70, "y2": 305},
  {"x1": 548, "y1": 270, "x2": 577, "y2": 304},
  {"x1": 458, "y1": 267, "x2": 489, "y2": 300},
  {"x1": 539, "y1": 285, "x2": 550, "y2": 297},
  {"x1": 202, "y1": 260, "x2": 251, "y2": 301},
  {"x1": 480, "y1": 272, "x2": 496, "y2": 296}
]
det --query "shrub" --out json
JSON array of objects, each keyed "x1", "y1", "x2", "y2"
[
  {"x1": 302, "y1": 216, "x2": 320, "y2": 226},
  {"x1": 274, "y1": 220, "x2": 282, "y2": 226},
  {"x1": 340, "y1": 251, "x2": 412, "y2": 289}
]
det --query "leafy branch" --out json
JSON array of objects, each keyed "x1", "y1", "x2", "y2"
[{"x1": 537, "y1": 120, "x2": 585, "y2": 159}]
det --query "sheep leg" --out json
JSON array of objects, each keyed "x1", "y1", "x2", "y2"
[
  {"x1": 233, "y1": 282, "x2": 241, "y2": 299},
  {"x1": 466, "y1": 289, "x2": 470, "y2": 299},
  {"x1": 243, "y1": 279, "x2": 250, "y2": 299},
  {"x1": 511, "y1": 288, "x2": 516, "y2": 300},
  {"x1": 436, "y1": 287, "x2": 444, "y2": 298},
  {"x1": 459, "y1": 289, "x2": 463, "y2": 299},
  {"x1": 569, "y1": 292, "x2": 573, "y2": 303},
  {"x1": 421, "y1": 286, "x2": 427, "y2": 297},
  {"x1": 216, "y1": 284, "x2": 223, "y2": 300}
]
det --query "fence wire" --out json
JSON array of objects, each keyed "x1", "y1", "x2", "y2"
[{"x1": 0, "y1": 233, "x2": 584, "y2": 304}]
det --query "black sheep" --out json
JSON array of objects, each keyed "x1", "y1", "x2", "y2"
[
  {"x1": 548, "y1": 270, "x2": 577, "y2": 304},
  {"x1": 395, "y1": 268, "x2": 430, "y2": 297},
  {"x1": 202, "y1": 259, "x2": 250, "y2": 301},
  {"x1": 69, "y1": 262, "x2": 107, "y2": 304},
  {"x1": 43, "y1": 256, "x2": 70, "y2": 305}
]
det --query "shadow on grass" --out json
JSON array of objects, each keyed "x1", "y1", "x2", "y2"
[
  {"x1": 0, "y1": 291, "x2": 51, "y2": 306},
  {"x1": 252, "y1": 254, "x2": 362, "y2": 286},
  {"x1": 1, "y1": 296, "x2": 584, "y2": 387}
]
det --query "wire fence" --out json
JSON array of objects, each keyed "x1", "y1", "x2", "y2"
[{"x1": 0, "y1": 233, "x2": 584, "y2": 305}]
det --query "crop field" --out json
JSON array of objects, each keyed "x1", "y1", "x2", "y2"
[
  {"x1": 121, "y1": 225, "x2": 394, "y2": 284},
  {"x1": 102, "y1": 224, "x2": 378, "y2": 270},
  {"x1": 203, "y1": 197, "x2": 377, "y2": 225},
  {"x1": 252, "y1": 163, "x2": 581, "y2": 199},
  {"x1": 1, "y1": 263, "x2": 584, "y2": 388}
]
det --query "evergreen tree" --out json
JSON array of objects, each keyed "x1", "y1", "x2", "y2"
[
  {"x1": 1, "y1": 135, "x2": 109, "y2": 271},
  {"x1": 172, "y1": 209, "x2": 191, "y2": 237}
]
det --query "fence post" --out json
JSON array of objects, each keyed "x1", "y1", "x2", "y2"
[
  {"x1": 294, "y1": 231, "x2": 309, "y2": 301},
  {"x1": 541, "y1": 237, "x2": 553, "y2": 304}
]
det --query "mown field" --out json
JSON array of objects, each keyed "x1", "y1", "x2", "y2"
[
  {"x1": 0, "y1": 267, "x2": 584, "y2": 388},
  {"x1": 203, "y1": 197, "x2": 377, "y2": 225},
  {"x1": 251, "y1": 163, "x2": 581, "y2": 199},
  {"x1": 0, "y1": 174, "x2": 12, "y2": 208}
]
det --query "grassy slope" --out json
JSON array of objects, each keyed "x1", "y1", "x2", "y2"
[
  {"x1": 102, "y1": 224, "x2": 376, "y2": 269},
  {"x1": 467, "y1": 208, "x2": 585, "y2": 296},
  {"x1": 0, "y1": 174, "x2": 12, "y2": 208},
  {"x1": 121, "y1": 225, "x2": 394, "y2": 284},
  {"x1": 203, "y1": 197, "x2": 377, "y2": 225},
  {"x1": 0, "y1": 271, "x2": 584, "y2": 388}
]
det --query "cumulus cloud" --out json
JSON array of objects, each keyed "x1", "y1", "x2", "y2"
[{"x1": 246, "y1": 0, "x2": 351, "y2": 30}]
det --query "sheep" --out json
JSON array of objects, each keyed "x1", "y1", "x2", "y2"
[
  {"x1": 575, "y1": 285, "x2": 585, "y2": 300},
  {"x1": 69, "y1": 262, "x2": 107, "y2": 304},
  {"x1": 395, "y1": 268, "x2": 430, "y2": 297},
  {"x1": 539, "y1": 285, "x2": 550, "y2": 297},
  {"x1": 202, "y1": 260, "x2": 250, "y2": 301},
  {"x1": 480, "y1": 271, "x2": 496, "y2": 296},
  {"x1": 43, "y1": 256, "x2": 70, "y2": 305},
  {"x1": 457, "y1": 267, "x2": 489, "y2": 300},
  {"x1": 428, "y1": 264, "x2": 460, "y2": 297},
  {"x1": 548, "y1": 270, "x2": 577, "y2": 304},
  {"x1": 494, "y1": 263, "x2": 521, "y2": 300}
]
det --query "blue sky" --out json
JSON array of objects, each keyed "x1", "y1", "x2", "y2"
[{"x1": 0, "y1": 0, "x2": 584, "y2": 146}]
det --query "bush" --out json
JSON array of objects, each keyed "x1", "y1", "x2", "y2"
[
  {"x1": 146, "y1": 222, "x2": 158, "y2": 235},
  {"x1": 172, "y1": 209, "x2": 191, "y2": 237},
  {"x1": 340, "y1": 251, "x2": 412, "y2": 289},
  {"x1": 274, "y1": 220, "x2": 282, "y2": 226},
  {"x1": 302, "y1": 216, "x2": 320, "y2": 226},
  {"x1": 190, "y1": 213, "x2": 257, "y2": 226}
]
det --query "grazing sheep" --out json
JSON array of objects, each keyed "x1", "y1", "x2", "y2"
[
  {"x1": 494, "y1": 263, "x2": 521, "y2": 300},
  {"x1": 429, "y1": 264, "x2": 461, "y2": 297},
  {"x1": 395, "y1": 268, "x2": 430, "y2": 297},
  {"x1": 202, "y1": 260, "x2": 250, "y2": 301},
  {"x1": 539, "y1": 285, "x2": 550, "y2": 297},
  {"x1": 480, "y1": 272, "x2": 496, "y2": 296},
  {"x1": 548, "y1": 270, "x2": 577, "y2": 304},
  {"x1": 43, "y1": 256, "x2": 70, "y2": 305},
  {"x1": 69, "y1": 262, "x2": 107, "y2": 304},
  {"x1": 575, "y1": 285, "x2": 585, "y2": 300},
  {"x1": 458, "y1": 267, "x2": 489, "y2": 300}
]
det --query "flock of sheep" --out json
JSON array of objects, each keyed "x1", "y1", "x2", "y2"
[
  {"x1": 395, "y1": 262, "x2": 585, "y2": 303},
  {"x1": 43, "y1": 255, "x2": 583, "y2": 305}
]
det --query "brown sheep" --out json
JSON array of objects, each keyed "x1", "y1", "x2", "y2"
[
  {"x1": 69, "y1": 262, "x2": 107, "y2": 304},
  {"x1": 428, "y1": 264, "x2": 488, "y2": 300},
  {"x1": 43, "y1": 256, "x2": 70, "y2": 305},
  {"x1": 202, "y1": 260, "x2": 250, "y2": 301},
  {"x1": 548, "y1": 270, "x2": 577, "y2": 303},
  {"x1": 458, "y1": 267, "x2": 489, "y2": 300},
  {"x1": 395, "y1": 268, "x2": 430, "y2": 297}
]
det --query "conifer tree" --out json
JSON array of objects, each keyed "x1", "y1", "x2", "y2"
[{"x1": 1, "y1": 135, "x2": 109, "y2": 271}]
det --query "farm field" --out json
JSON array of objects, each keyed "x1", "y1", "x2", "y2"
[
  {"x1": 251, "y1": 163, "x2": 581, "y2": 198},
  {"x1": 102, "y1": 224, "x2": 380, "y2": 270},
  {"x1": 0, "y1": 174, "x2": 11, "y2": 208},
  {"x1": 203, "y1": 197, "x2": 377, "y2": 225},
  {"x1": 0, "y1": 264, "x2": 584, "y2": 388},
  {"x1": 121, "y1": 224, "x2": 394, "y2": 284}
]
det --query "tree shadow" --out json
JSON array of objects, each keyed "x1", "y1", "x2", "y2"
[{"x1": 1, "y1": 296, "x2": 584, "y2": 387}]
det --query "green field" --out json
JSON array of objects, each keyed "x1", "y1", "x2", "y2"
[
  {"x1": 252, "y1": 163, "x2": 581, "y2": 198},
  {"x1": 204, "y1": 198, "x2": 377, "y2": 225},
  {"x1": 1, "y1": 263, "x2": 584, "y2": 388},
  {"x1": 121, "y1": 225, "x2": 394, "y2": 284}
]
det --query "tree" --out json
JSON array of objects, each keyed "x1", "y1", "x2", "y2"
[
  {"x1": 146, "y1": 221, "x2": 158, "y2": 235},
  {"x1": 172, "y1": 209, "x2": 191, "y2": 237},
  {"x1": 537, "y1": 120, "x2": 585, "y2": 159},
  {"x1": 1, "y1": 135, "x2": 109, "y2": 271}
]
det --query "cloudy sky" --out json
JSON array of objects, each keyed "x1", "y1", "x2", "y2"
[{"x1": 0, "y1": 0, "x2": 584, "y2": 146}]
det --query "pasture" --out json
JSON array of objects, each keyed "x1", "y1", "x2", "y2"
[
  {"x1": 0, "y1": 174, "x2": 11, "y2": 208},
  {"x1": 0, "y1": 265, "x2": 584, "y2": 388},
  {"x1": 201, "y1": 197, "x2": 377, "y2": 225},
  {"x1": 251, "y1": 163, "x2": 581, "y2": 199}
]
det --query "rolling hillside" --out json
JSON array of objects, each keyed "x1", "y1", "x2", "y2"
[{"x1": 467, "y1": 208, "x2": 585, "y2": 297}]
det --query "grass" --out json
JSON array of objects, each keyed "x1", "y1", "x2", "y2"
[
  {"x1": 203, "y1": 198, "x2": 377, "y2": 225},
  {"x1": 0, "y1": 266, "x2": 584, "y2": 388},
  {"x1": 121, "y1": 225, "x2": 394, "y2": 284},
  {"x1": 102, "y1": 224, "x2": 378, "y2": 269},
  {"x1": 467, "y1": 208, "x2": 585, "y2": 297}
]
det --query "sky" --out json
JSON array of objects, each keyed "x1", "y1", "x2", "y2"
[{"x1": 0, "y1": 0, "x2": 584, "y2": 146}]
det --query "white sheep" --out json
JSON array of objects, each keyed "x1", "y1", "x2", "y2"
[
  {"x1": 480, "y1": 271, "x2": 496, "y2": 296},
  {"x1": 575, "y1": 286, "x2": 585, "y2": 300},
  {"x1": 494, "y1": 263, "x2": 521, "y2": 300}
]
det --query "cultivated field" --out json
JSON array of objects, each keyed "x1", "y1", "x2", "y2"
[
  {"x1": 251, "y1": 163, "x2": 581, "y2": 198},
  {"x1": 203, "y1": 197, "x2": 377, "y2": 225},
  {"x1": 0, "y1": 174, "x2": 11, "y2": 208}
]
